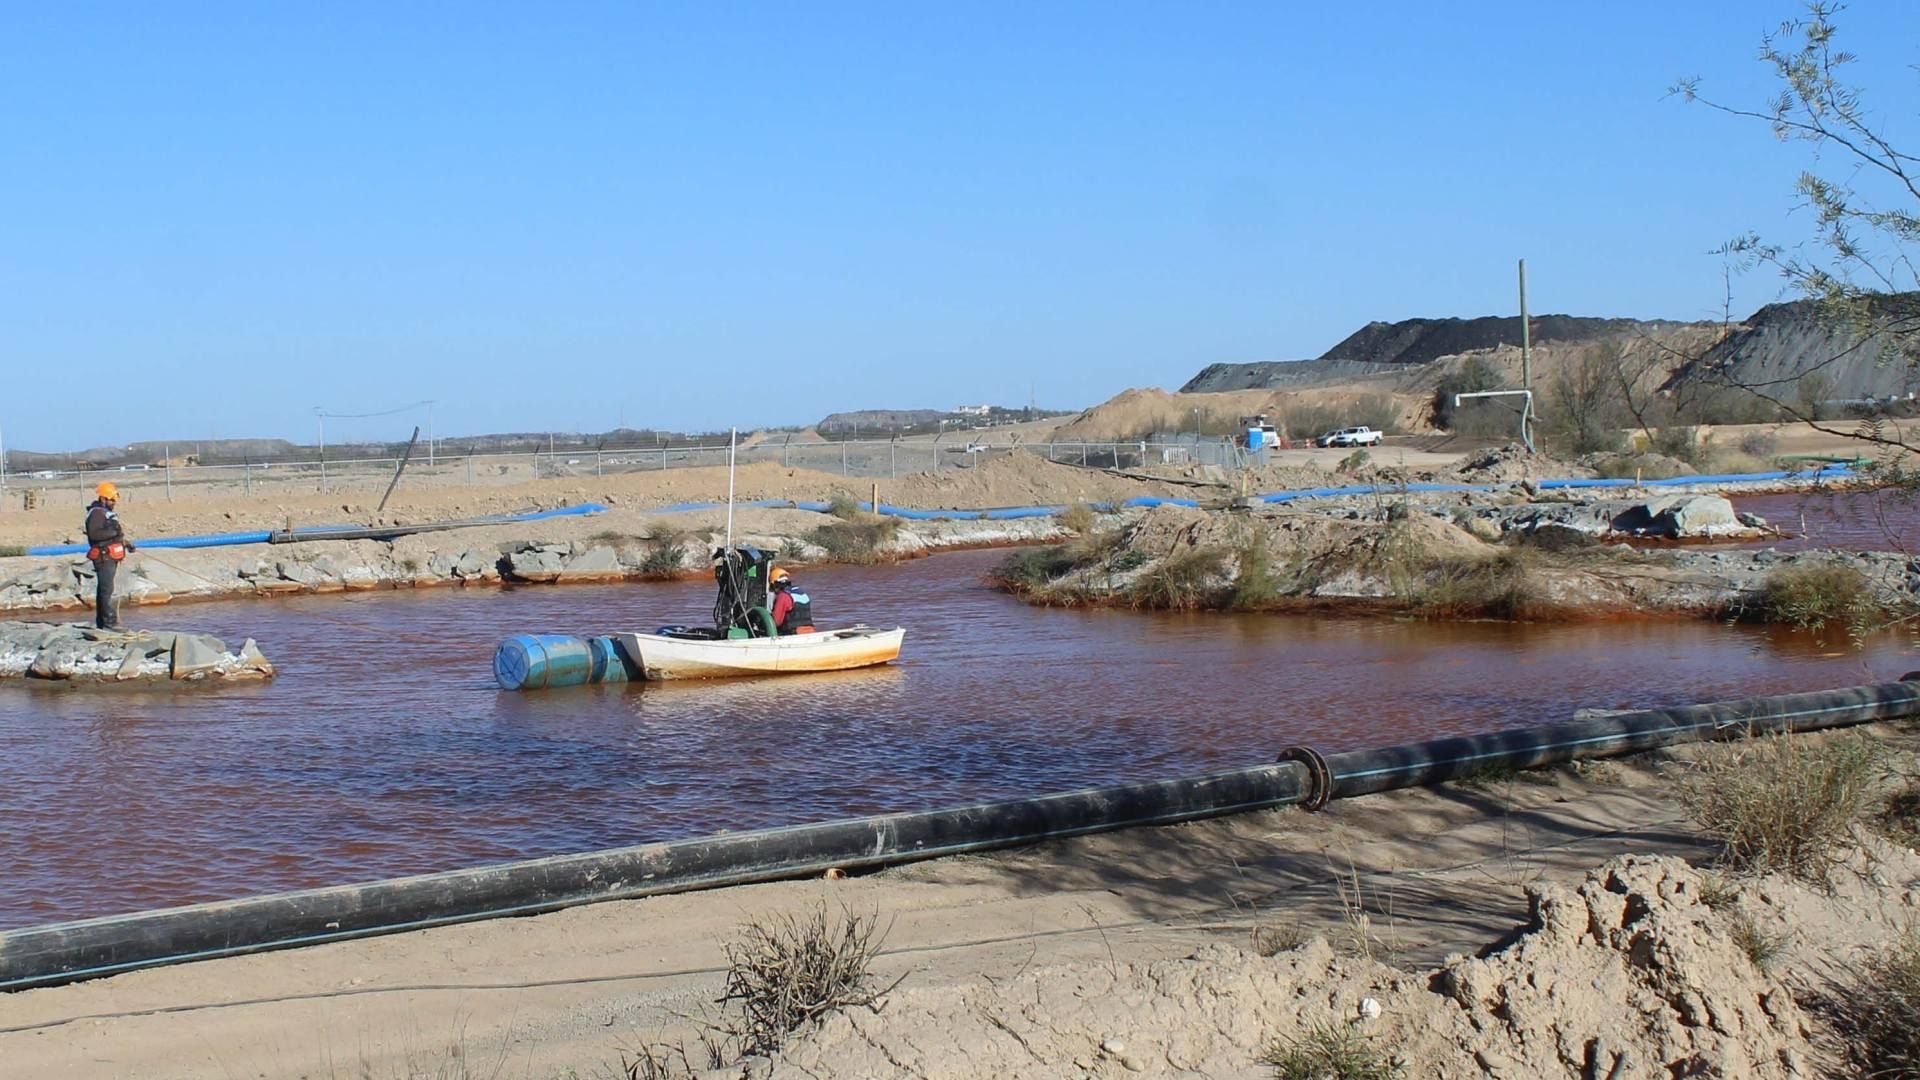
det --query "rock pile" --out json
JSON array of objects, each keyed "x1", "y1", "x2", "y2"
[{"x1": 0, "y1": 621, "x2": 274, "y2": 683}]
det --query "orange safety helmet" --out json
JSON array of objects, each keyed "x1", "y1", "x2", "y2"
[
  {"x1": 770, "y1": 566, "x2": 791, "y2": 584},
  {"x1": 95, "y1": 481, "x2": 118, "y2": 501}
]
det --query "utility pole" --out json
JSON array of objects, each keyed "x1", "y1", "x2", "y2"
[{"x1": 1518, "y1": 258, "x2": 1534, "y2": 450}]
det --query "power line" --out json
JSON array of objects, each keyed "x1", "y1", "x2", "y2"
[{"x1": 316, "y1": 400, "x2": 433, "y2": 420}]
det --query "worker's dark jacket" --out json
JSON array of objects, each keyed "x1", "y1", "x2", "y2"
[{"x1": 85, "y1": 501, "x2": 127, "y2": 550}]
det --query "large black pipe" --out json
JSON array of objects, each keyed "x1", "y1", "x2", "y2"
[{"x1": 4, "y1": 676, "x2": 1917, "y2": 992}]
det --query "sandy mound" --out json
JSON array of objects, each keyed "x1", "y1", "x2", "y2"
[
  {"x1": 765, "y1": 855, "x2": 1815, "y2": 1079},
  {"x1": 884, "y1": 451, "x2": 1183, "y2": 509},
  {"x1": 1051, "y1": 387, "x2": 1433, "y2": 442}
]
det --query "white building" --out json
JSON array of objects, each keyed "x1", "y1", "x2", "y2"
[{"x1": 953, "y1": 404, "x2": 992, "y2": 416}]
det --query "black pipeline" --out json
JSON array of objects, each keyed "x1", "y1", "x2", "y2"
[{"x1": 4, "y1": 676, "x2": 1917, "y2": 991}]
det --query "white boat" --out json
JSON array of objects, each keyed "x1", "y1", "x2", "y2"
[{"x1": 615, "y1": 626, "x2": 905, "y2": 681}]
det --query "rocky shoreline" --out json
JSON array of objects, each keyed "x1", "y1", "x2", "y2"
[
  {"x1": 0, "y1": 509, "x2": 1066, "y2": 615},
  {"x1": 0, "y1": 621, "x2": 275, "y2": 683}
]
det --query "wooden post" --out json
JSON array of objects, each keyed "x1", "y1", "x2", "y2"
[{"x1": 871, "y1": 481, "x2": 879, "y2": 514}]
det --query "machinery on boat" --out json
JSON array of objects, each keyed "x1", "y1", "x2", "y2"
[{"x1": 492, "y1": 545, "x2": 906, "y2": 690}]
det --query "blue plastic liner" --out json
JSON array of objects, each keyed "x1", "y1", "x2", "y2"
[{"x1": 23, "y1": 502, "x2": 610, "y2": 557}]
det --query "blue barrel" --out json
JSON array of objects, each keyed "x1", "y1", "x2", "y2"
[
  {"x1": 588, "y1": 635, "x2": 631, "y2": 684},
  {"x1": 494, "y1": 634, "x2": 597, "y2": 690}
]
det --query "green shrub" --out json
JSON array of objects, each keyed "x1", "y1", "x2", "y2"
[
  {"x1": 1729, "y1": 911, "x2": 1784, "y2": 975},
  {"x1": 1225, "y1": 531, "x2": 1277, "y2": 611},
  {"x1": 824, "y1": 493, "x2": 862, "y2": 520},
  {"x1": 1337, "y1": 449, "x2": 1372, "y2": 473},
  {"x1": 989, "y1": 545, "x2": 1078, "y2": 591},
  {"x1": 1752, "y1": 561, "x2": 1886, "y2": 633},
  {"x1": 1413, "y1": 549, "x2": 1547, "y2": 620},
  {"x1": 1682, "y1": 732, "x2": 1887, "y2": 884},
  {"x1": 1433, "y1": 355, "x2": 1505, "y2": 431},
  {"x1": 639, "y1": 525, "x2": 689, "y2": 577},
  {"x1": 1130, "y1": 547, "x2": 1230, "y2": 610}
]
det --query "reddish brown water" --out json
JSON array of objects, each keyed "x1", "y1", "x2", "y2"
[
  {"x1": 1, "y1": 548, "x2": 1912, "y2": 929},
  {"x1": 1730, "y1": 487, "x2": 1920, "y2": 553}
]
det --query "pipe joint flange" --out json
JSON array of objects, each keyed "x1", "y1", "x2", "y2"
[{"x1": 1278, "y1": 745, "x2": 1333, "y2": 811}]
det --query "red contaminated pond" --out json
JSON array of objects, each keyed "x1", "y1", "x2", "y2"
[{"x1": 0, "y1": 547, "x2": 1911, "y2": 928}]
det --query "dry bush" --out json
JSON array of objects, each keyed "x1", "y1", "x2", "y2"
[
  {"x1": 1824, "y1": 930, "x2": 1920, "y2": 1080},
  {"x1": 1729, "y1": 911, "x2": 1785, "y2": 975},
  {"x1": 1681, "y1": 732, "x2": 1887, "y2": 884},
  {"x1": 1879, "y1": 775, "x2": 1920, "y2": 847},
  {"x1": 1752, "y1": 561, "x2": 1888, "y2": 634},
  {"x1": 1262, "y1": 1021, "x2": 1401, "y2": 1080},
  {"x1": 1130, "y1": 546, "x2": 1230, "y2": 610},
  {"x1": 1058, "y1": 502, "x2": 1098, "y2": 534},
  {"x1": 1737, "y1": 430, "x2": 1782, "y2": 458},
  {"x1": 718, "y1": 905, "x2": 892, "y2": 1058}
]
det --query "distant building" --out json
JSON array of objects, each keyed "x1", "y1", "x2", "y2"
[{"x1": 953, "y1": 404, "x2": 991, "y2": 416}]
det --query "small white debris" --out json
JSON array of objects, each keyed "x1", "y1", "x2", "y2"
[
  {"x1": 1358, "y1": 997, "x2": 1382, "y2": 1021},
  {"x1": 1101, "y1": 1039, "x2": 1126, "y2": 1056}
]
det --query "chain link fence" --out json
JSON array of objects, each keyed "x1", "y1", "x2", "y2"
[{"x1": 1, "y1": 436, "x2": 1265, "y2": 510}]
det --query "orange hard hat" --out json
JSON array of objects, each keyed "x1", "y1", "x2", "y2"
[
  {"x1": 95, "y1": 481, "x2": 118, "y2": 500},
  {"x1": 770, "y1": 567, "x2": 791, "y2": 583}
]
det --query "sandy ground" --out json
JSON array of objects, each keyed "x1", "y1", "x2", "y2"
[
  {"x1": 2, "y1": 421, "x2": 1903, "y2": 550},
  {"x1": 4, "y1": 725, "x2": 1915, "y2": 1079}
]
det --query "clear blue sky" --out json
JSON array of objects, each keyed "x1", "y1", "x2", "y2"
[{"x1": 3, "y1": 2, "x2": 1915, "y2": 451}]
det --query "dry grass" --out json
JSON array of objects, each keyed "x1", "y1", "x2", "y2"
[
  {"x1": 1225, "y1": 528, "x2": 1277, "y2": 611},
  {"x1": 1728, "y1": 911, "x2": 1785, "y2": 975},
  {"x1": 1681, "y1": 732, "x2": 1887, "y2": 884},
  {"x1": 1823, "y1": 929, "x2": 1920, "y2": 1080},
  {"x1": 824, "y1": 493, "x2": 863, "y2": 520},
  {"x1": 1261, "y1": 1022, "x2": 1402, "y2": 1080},
  {"x1": 1413, "y1": 548, "x2": 1550, "y2": 620},
  {"x1": 1878, "y1": 775, "x2": 1920, "y2": 847}
]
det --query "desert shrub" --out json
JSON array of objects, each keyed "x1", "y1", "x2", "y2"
[
  {"x1": 990, "y1": 546, "x2": 1078, "y2": 591},
  {"x1": 717, "y1": 905, "x2": 891, "y2": 1057},
  {"x1": 1432, "y1": 355, "x2": 1505, "y2": 431},
  {"x1": 1130, "y1": 546, "x2": 1230, "y2": 610},
  {"x1": 1251, "y1": 921, "x2": 1308, "y2": 957},
  {"x1": 824, "y1": 493, "x2": 862, "y2": 520},
  {"x1": 1413, "y1": 549, "x2": 1547, "y2": 620},
  {"x1": 1737, "y1": 430, "x2": 1781, "y2": 458},
  {"x1": 1825, "y1": 930, "x2": 1920, "y2": 1080},
  {"x1": 1591, "y1": 454, "x2": 1690, "y2": 481},
  {"x1": 1682, "y1": 732, "x2": 1887, "y2": 884},
  {"x1": 1751, "y1": 561, "x2": 1887, "y2": 633},
  {"x1": 0, "y1": 544, "x2": 24, "y2": 558},
  {"x1": 1649, "y1": 424, "x2": 1702, "y2": 464},
  {"x1": 1225, "y1": 530, "x2": 1277, "y2": 611},
  {"x1": 1276, "y1": 403, "x2": 1346, "y2": 445},
  {"x1": 1879, "y1": 776, "x2": 1920, "y2": 847},
  {"x1": 1347, "y1": 394, "x2": 1402, "y2": 434},
  {"x1": 808, "y1": 517, "x2": 898, "y2": 563},
  {"x1": 1058, "y1": 502, "x2": 1097, "y2": 534},
  {"x1": 1337, "y1": 449, "x2": 1371, "y2": 473},
  {"x1": 1262, "y1": 1021, "x2": 1401, "y2": 1080},
  {"x1": 639, "y1": 525, "x2": 690, "y2": 577}
]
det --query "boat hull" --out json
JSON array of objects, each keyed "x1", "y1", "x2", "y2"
[{"x1": 616, "y1": 626, "x2": 905, "y2": 681}]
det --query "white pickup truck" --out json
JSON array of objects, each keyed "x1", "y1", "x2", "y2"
[{"x1": 1316, "y1": 426, "x2": 1384, "y2": 448}]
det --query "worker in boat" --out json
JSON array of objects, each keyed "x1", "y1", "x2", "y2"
[
  {"x1": 83, "y1": 481, "x2": 135, "y2": 630},
  {"x1": 769, "y1": 567, "x2": 815, "y2": 635}
]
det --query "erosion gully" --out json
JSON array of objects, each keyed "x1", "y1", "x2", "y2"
[{"x1": 2, "y1": 509, "x2": 1915, "y2": 929}]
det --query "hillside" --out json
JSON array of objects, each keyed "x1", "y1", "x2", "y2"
[
  {"x1": 1181, "y1": 314, "x2": 1708, "y2": 393},
  {"x1": 1661, "y1": 293, "x2": 1920, "y2": 403}
]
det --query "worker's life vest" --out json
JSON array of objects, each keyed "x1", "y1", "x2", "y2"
[
  {"x1": 84, "y1": 504, "x2": 126, "y2": 562},
  {"x1": 779, "y1": 588, "x2": 814, "y2": 634}
]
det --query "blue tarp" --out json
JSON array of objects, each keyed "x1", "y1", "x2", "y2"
[{"x1": 23, "y1": 502, "x2": 610, "y2": 557}]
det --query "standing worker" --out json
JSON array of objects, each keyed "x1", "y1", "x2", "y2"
[{"x1": 84, "y1": 482, "x2": 134, "y2": 630}]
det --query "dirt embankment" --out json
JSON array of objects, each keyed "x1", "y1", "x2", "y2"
[{"x1": 996, "y1": 496, "x2": 1919, "y2": 623}]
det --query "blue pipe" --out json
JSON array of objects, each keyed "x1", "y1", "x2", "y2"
[{"x1": 22, "y1": 502, "x2": 610, "y2": 557}]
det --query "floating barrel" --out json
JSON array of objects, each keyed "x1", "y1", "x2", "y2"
[{"x1": 492, "y1": 634, "x2": 623, "y2": 691}]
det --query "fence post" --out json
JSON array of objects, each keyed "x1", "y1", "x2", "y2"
[
  {"x1": 164, "y1": 444, "x2": 173, "y2": 501},
  {"x1": 660, "y1": 446, "x2": 667, "y2": 470},
  {"x1": 244, "y1": 461, "x2": 252, "y2": 496},
  {"x1": 889, "y1": 440, "x2": 896, "y2": 478},
  {"x1": 596, "y1": 450, "x2": 602, "y2": 477},
  {"x1": 1081, "y1": 444, "x2": 1087, "y2": 467},
  {"x1": 466, "y1": 455, "x2": 473, "y2": 487},
  {"x1": 842, "y1": 443, "x2": 849, "y2": 476}
]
